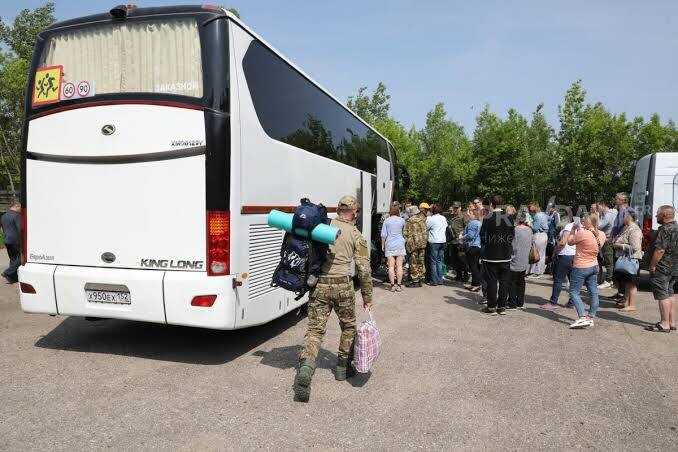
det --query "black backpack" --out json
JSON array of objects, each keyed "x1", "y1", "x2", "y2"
[{"x1": 271, "y1": 198, "x2": 329, "y2": 299}]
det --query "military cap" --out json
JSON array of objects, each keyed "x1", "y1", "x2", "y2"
[
  {"x1": 338, "y1": 195, "x2": 359, "y2": 210},
  {"x1": 419, "y1": 202, "x2": 430, "y2": 209},
  {"x1": 452, "y1": 201, "x2": 462, "y2": 208}
]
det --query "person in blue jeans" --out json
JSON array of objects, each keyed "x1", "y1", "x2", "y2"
[
  {"x1": 544, "y1": 221, "x2": 576, "y2": 310},
  {"x1": 426, "y1": 204, "x2": 448, "y2": 285},
  {"x1": 565, "y1": 214, "x2": 606, "y2": 329}
]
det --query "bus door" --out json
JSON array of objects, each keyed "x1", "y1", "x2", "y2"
[
  {"x1": 361, "y1": 172, "x2": 373, "y2": 249},
  {"x1": 376, "y1": 156, "x2": 392, "y2": 213}
]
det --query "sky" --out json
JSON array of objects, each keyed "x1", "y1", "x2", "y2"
[{"x1": 2, "y1": 0, "x2": 677, "y2": 133}]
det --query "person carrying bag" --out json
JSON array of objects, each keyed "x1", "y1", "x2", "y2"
[{"x1": 612, "y1": 208, "x2": 643, "y2": 312}]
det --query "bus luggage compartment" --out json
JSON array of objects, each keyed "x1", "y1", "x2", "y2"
[{"x1": 54, "y1": 266, "x2": 166, "y2": 323}]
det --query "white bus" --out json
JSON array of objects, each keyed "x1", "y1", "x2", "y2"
[
  {"x1": 631, "y1": 152, "x2": 678, "y2": 256},
  {"x1": 19, "y1": 5, "x2": 397, "y2": 330}
]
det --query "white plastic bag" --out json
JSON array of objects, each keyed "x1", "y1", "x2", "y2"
[{"x1": 353, "y1": 310, "x2": 381, "y2": 373}]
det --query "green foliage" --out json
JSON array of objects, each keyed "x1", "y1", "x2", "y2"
[
  {"x1": 0, "y1": 2, "x2": 55, "y2": 61},
  {"x1": 349, "y1": 81, "x2": 677, "y2": 208},
  {"x1": 0, "y1": 2, "x2": 55, "y2": 191},
  {"x1": 347, "y1": 82, "x2": 390, "y2": 125}
]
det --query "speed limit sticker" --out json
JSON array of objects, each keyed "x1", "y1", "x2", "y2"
[
  {"x1": 62, "y1": 82, "x2": 75, "y2": 99},
  {"x1": 59, "y1": 79, "x2": 95, "y2": 100},
  {"x1": 77, "y1": 81, "x2": 91, "y2": 97}
]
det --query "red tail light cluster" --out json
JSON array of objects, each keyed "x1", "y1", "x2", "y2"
[
  {"x1": 20, "y1": 282, "x2": 35, "y2": 294},
  {"x1": 21, "y1": 208, "x2": 27, "y2": 265},
  {"x1": 641, "y1": 216, "x2": 653, "y2": 251},
  {"x1": 207, "y1": 211, "x2": 230, "y2": 276},
  {"x1": 191, "y1": 295, "x2": 217, "y2": 307}
]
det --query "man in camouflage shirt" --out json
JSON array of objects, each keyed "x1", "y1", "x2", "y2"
[
  {"x1": 294, "y1": 195, "x2": 373, "y2": 402},
  {"x1": 447, "y1": 202, "x2": 468, "y2": 282},
  {"x1": 404, "y1": 205, "x2": 427, "y2": 287},
  {"x1": 647, "y1": 205, "x2": 678, "y2": 333}
]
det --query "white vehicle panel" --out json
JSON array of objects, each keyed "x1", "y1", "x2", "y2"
[
  {"x1": 26, "y1": 154, "x2": 206, "y2": 269},
  {"x1": 54, "y1": 266, "x2": 165, "y2": 323},
  {"x1": 18, "y1": 263, "x2": 58, "y2": 314},
  {"x1": 26, "y1": 105, "x2": 205, "y2": 157},
  {"x1": 164, "y1": 272, "x2": 235, "y2": 330},
  {"x1": 376, "y1": 156, "x2": 392, "y2": 213}
]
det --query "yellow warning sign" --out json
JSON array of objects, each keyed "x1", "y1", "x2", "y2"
[{"x1": 32, "y1": 65, "x2": 63, "y2": 107}]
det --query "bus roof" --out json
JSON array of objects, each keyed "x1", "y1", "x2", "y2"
[{"x1": 41, "y1": 4, "x2": 395, "y2": 151}]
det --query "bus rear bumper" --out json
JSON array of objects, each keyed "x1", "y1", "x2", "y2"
[{"x1": 18, "y1": 263, "x2": 237, "y2": 330}]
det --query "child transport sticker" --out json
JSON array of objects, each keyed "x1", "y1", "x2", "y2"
[{"x1": 32, "y1": 65, "x2": 63, "y2": 106}]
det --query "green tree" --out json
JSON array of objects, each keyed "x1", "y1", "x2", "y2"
[
  {"x1": 521, "y1": 103, "x2": 557, "y2": 203},
  {"x1": 353, "y1": 80, "x2": 678, "y2": 209},
  {"x1": 419, "y1": 103, "x2": 476, "y2": 205},
  {"x1": 0, "y1": 2, "x2": 55, "y2": 191},
  {"x1": 472, "y1": 105, "x2": 527, "y2": 202},
  {"x1": 347, "y1": 82, "x2": 390, "y2": 125},
  {"x1": 556, "y1": 81, "x2": 644, "y2": 205}
]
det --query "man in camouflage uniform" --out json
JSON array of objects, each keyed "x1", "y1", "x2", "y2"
[
  {"x1": 294, "y1": 195, "x2": 373, "y2": 402},
  {"x1": 403, "y1": 205, "x2": 427, "y2": 287},
  {"x1": 448, "y1": 202, "x2": 468, "y2": 282}
]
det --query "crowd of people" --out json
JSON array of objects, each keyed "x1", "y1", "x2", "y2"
[{"x1": 379, "y1": 193, "x2": 677, "y2": 332}]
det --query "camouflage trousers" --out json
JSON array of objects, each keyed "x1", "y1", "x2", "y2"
[
  {"x1": 409, "y1": 248, "x2": 426, "y2": 282},
  {"x1": 300, "y1": 281, "x2": 356, "y2": 362}
]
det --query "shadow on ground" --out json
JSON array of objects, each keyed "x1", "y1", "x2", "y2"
[
  {"x1": 444, "y1": 284, "x2": 653, "y2": 329},
  {"x1": 254, "y1": 346, "x2": 372, "y2": 387},
  {"x1": 34, "y1": 308, "x2": 306, "y2": 365}
]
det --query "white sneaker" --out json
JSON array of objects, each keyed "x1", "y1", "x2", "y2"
[
  {"x1": 569, "y1": 317, "x2": 594, "y2": 329},
  {"x1": 597, "y1": 281, "x2": 612, "y2": 289}
]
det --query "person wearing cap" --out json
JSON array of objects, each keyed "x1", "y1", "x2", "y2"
[
  {"x1": 294, "y1": 195, "x2": 373, "y2": 402},
  {"x1": 419, "y1": 202, "x2": 430, "y2": 217},
  {"x1": 612, "y1": 207, "x2": 643, "y2": 312},
  {"x1": 403, "y1": 204, "x2": 427, "y2": 287}
]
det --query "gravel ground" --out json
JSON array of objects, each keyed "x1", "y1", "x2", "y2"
[{"x1": 1, "y1": 255, "x2": 676, "y2": 450}]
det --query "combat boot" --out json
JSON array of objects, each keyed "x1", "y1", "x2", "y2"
[
  {"x1": 335, "y1": 357, "x2": 356, "y2": 381},
  {"x1": 294, "y1": 359, "x2": 315, "y2": 402}
]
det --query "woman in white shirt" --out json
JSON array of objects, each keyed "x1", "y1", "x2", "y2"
[
  {"x1": 426, "y1": 204, "x2": 449, "y2": 286},
  {"x1": 543, "y1": 216, "x2": 576, "y2": 311}
]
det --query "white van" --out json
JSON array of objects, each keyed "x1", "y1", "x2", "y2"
[
  {"x1": 19, "y1": 5, "x2": 396, "y2": 330},
  {"x1": 630, "y1": 152, "x2": 678, "y2": 253}
]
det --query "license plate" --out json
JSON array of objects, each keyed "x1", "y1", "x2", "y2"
[{"x1": 84, "y1": 283, "x2": 131, "y2": 305}]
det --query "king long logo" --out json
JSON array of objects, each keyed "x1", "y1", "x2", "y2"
[{"x1": 140, "y1": 258, "x2": 204, "y2": 270}]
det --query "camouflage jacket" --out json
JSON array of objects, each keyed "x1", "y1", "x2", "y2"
[
  {"x1": 449, "y1": 214, "x2": 466, "y2": 244},
  {"x1": 320, "y1": 218, "x2": 373, "y2": 303},
  {"x1": 404, "y1": 213, "x2": 427, "y2": 252}
]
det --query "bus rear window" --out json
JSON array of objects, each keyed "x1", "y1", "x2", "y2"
[{"x1": 34, "y1": 17, "x2": 203, "y2": 106}]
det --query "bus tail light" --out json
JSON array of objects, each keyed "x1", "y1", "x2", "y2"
[
  {"x1": 641, "y1": 215, "x2": 653, "y2": 250},
  {"x1": 20, "y1": 282, "x2": 36, "y2": 294},
  {"x1": 207, "y1": 211, "x2": 230, "y2": 276},
  {"x1": 191, "y1": 295, "x2": 217, "y2": 307},
  {"x1": 21, "y1": 207, "x2": 27, "y2": 265}
]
